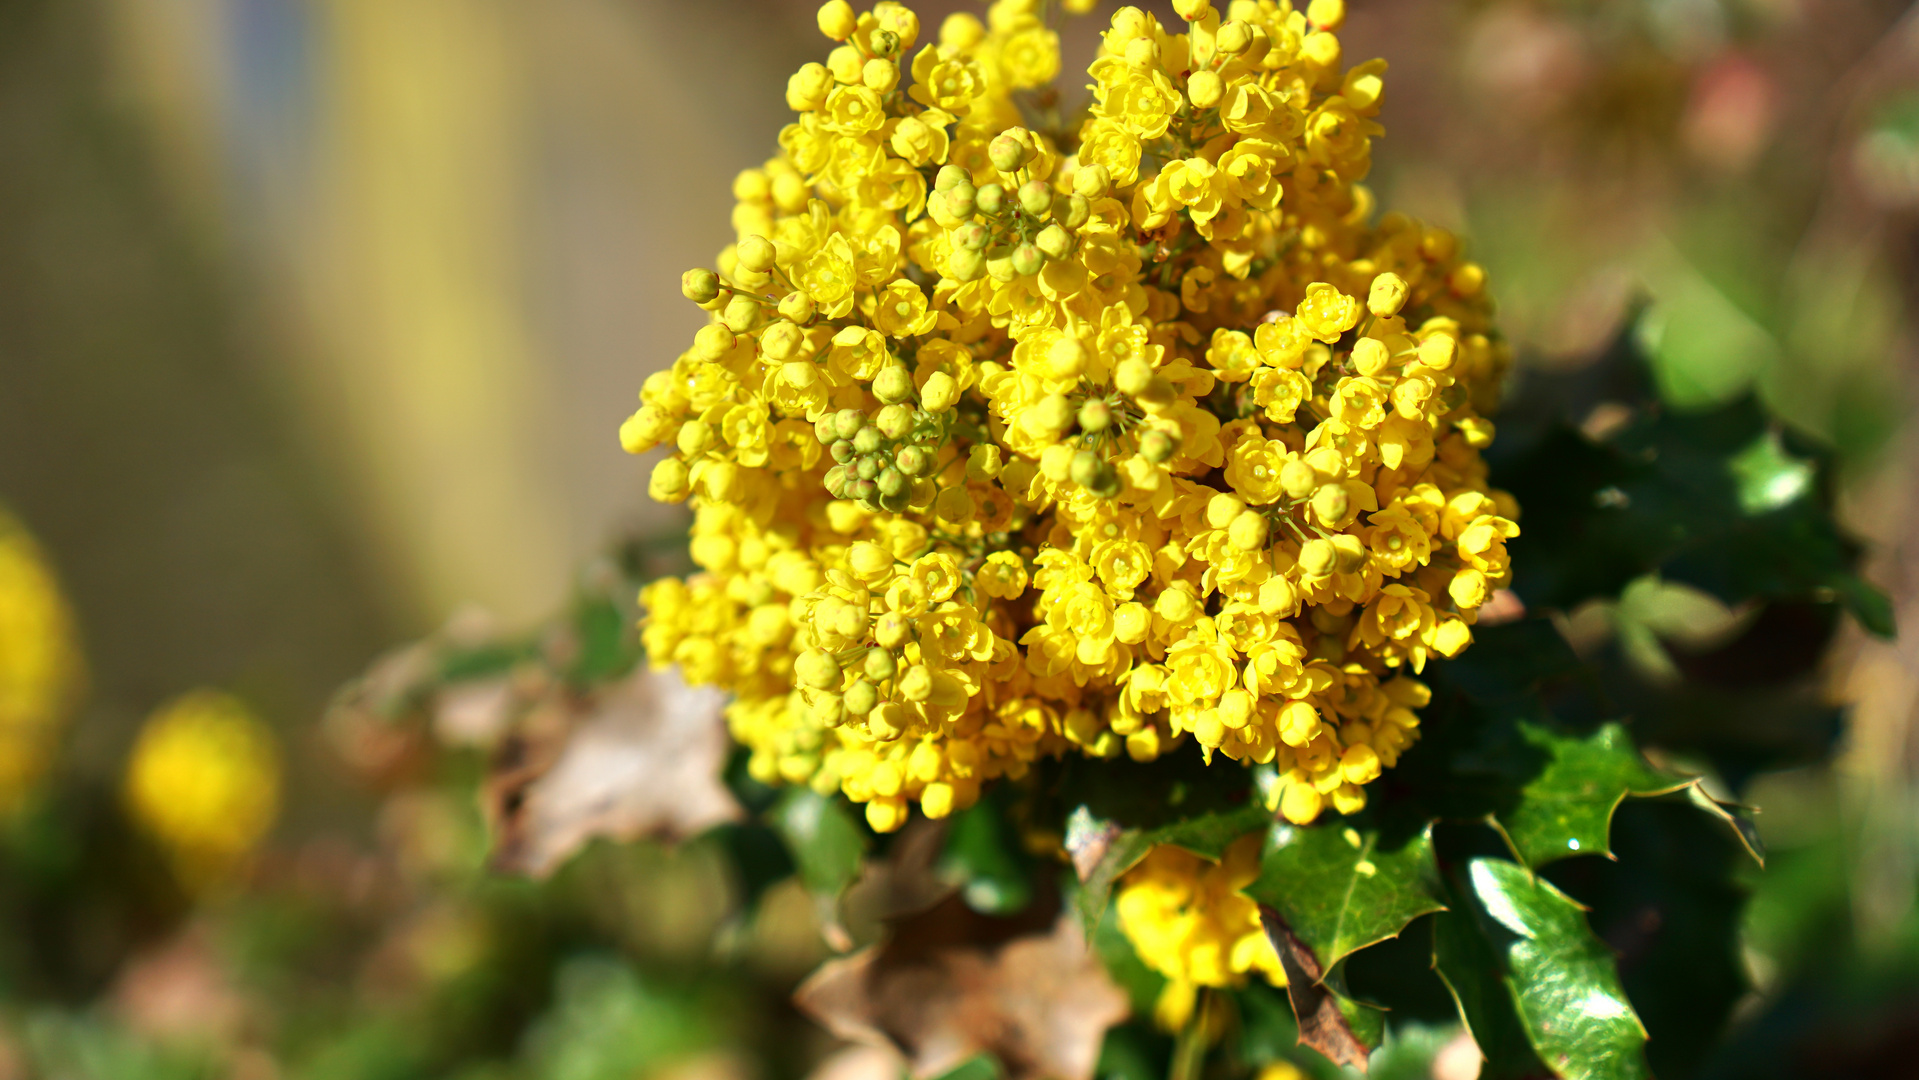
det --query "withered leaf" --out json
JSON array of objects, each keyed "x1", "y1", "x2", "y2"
[
  {"x1": 486, "y1": 665, "x2": 739, "y2": 877},
  {"x1": 1258, "y1": 904, "x2": 1375, "y2": 1074},
  {"x1": 796, "y1": 905, "x2": 1128, "y2": 1080}
]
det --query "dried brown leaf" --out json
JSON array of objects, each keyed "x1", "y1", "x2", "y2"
[
  {"x1": 795, "y1": 905, "x2": 1128, "y2": 1080},
  {"x1": 1258, "y1": 904, "x2": 1372, "y2": 1074},
  {"x1": 485, "y1": 666, "x2": 739, "y2": 877}
]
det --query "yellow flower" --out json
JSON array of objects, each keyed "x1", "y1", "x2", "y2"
[
  {"x1": 125, "y1": 690, "x2": 279, "y2": 891},
  {"x1": 0, "y1": 512, "x2": 83, "y2": 814}
]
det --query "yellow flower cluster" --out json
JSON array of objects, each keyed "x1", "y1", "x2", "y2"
[
  {"x1": 1116, "y1": 835, "x2": 1282, "y2": 1029},
  {"x1": 624, "y1": 0, "x2": 1517, "y2": 832},
  {"x1": 0, "y1": 510, "x2": 82, "y2": 814},
  {"x1": 125, "y1": 690, "x2": 281, "y2": 889}
]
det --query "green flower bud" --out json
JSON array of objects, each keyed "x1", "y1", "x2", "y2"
[
  {"x1": 852, "y1": 426, "x2": 884, "y2": 455},
  {"x1": 1139, "y1": 429, "x2": 1178, "y2": 463},
  {"x1": 989, "y1": 132, "x2": 1032, "y2": 173},
  {"x1": 871, "y1": 28, "x2": 900, "y2": 56},
  {"x1": 843, "y1": 678, "x2": 879, "y2": 716},
  {"x1": 849, "y1": 478, "x2": 878, "y2": 503},
  {"x1": 1011, "y1": 242, "x2": 1045, "y2": 277},
  {"x1": 954, "y1": 222, "x2": 991, "y2": 251},
  {"x1": 1078, "y1": 400, "x2": 1113, "y2": 433},
  {"x1": 873, "y1": 365, "x2": 914, "y2": 405},
  {"x1": 1018, "y1": 180, "x2": 1053, "y2": 218},
  {"x1": 1035, "y1": 223, "x2": 1074, "y2": 260},
  {"x1": 1312, "y1": 483, "x2": 1351, "y2": 525},
  {"x1": 864, "y1": 646, "x2": 898, "y2": 682},
  {"x1": 896, "y1": 445, "x2": 930, "y2": 477},
  {"x1": 879, "y1": 487, "x2": 911, "y2": 513},
  {"x1": 877, "y1": 466, "x2": 908, "y2": 498},
  {"x1": 856, "y1": 455, "x2": 881, "y2": 481},
  {"x1": 936, "y1": 164, "x2": 968, "y2": 191},
  {"x1": 949, "y1": 246, "x2": 987, "y2": 281},
  {"x1": 681, "y1": 268, "x2": 721, "y2": 304},
  {"x1": 815, "y1": 416, "x2": 838, "y2": 444},
  {"x1": 945, "y1": 184, "x2": 978, "y2": 219},
  {"x1": 875, "y1": 403, "x2": 915, "y2": 439},
  {"x1": 985, "y1": 248, "x2": 1018, "y2": 283},
  {"x1": 824, "y1": 465, "x2": 848, "y2": 498},
  {"x1": 1070, "y1": 448, "x2": 1104, "y2": 488},
  {"x1": 1061, "y1": 194, "x2": 1091, "y2": 230},
  {"x1": 976, "y1": 183, "x2": 1005, "y2": 216},
  {"x1": 834, "y1": 409, "x2": 865, "y2": 441},
  {"x1": 795, "y1": 649, "x2": 842, "y2": 690}
]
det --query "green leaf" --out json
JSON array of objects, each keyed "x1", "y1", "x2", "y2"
[
  {"x1": 1257, "y1": 906, "x2": 1385, "y2": 1070},
  {"x1": 1066, "y1": 801, "x2": 1273, "y2": 934},
  {"x1": 1462, "y1": 858, "x2": 1650, "y2": 1080},
  {"x1": 926, "y1": 1054, "x2": 1001, "y2": 1080},
  {"x1": 1243, "y1": 816, "x2": 1447, "y2": 973},
  {"x1": 768, "y1": 788, "x2": 865, "y2": 905},
  {"x1": 1431, "y1": 906, "x2": 1548, "y2": 1080},
  {"x1": 1727, "y1": 429, "x2": 1815, "y2": 514},
  {"x1": 1488, "y1": 722, "x2": 1688, "y2": 869},
  {"x1": 939, "y1": 794, "x2": 1033, "y2": 915}
]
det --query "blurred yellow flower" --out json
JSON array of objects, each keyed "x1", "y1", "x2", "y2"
[
  {"x1": 125, "y1": 689, "x2": 280, "y2": 889},
  {"x1": 0, "y1": 510, "x2": 83, "y2": 814}
]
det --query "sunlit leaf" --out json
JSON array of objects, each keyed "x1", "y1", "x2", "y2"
[{"x1": 1244, "y1": 817, "x2": 1447, "y2": 972}]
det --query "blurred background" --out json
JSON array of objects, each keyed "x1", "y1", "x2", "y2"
[{"x1": 1, "y1": 0, "x2": 1917, "y2": 1077}]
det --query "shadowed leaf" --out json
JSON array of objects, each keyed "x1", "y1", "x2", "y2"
[
  {"x1": 1256, "y1": 905, "x2": 1379, "y2": 1073},
  {"x1": 1244, "y1": 818, "x2": 1447, "y2": 972}
]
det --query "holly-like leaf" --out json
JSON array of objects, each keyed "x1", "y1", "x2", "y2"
[
  {"x1": 1487, "y1": 723, "x2": 1689, "y2": 869},
  {"x1": 1430, "y1": 906, "x2": 1548, "y2": 1080},
  {"x1": 1243, "y1": 817, "x2": 1447, "y2": 974},
  {"x1": 1065, "y1": 802, "x2": 1272, "y2": 934},
  {"x1": 1460, "y1": 858, "x2": 1650, "y2": 1080}
]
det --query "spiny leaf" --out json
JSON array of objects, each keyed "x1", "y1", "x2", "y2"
[
  {"x1": 1065, "y1": 802, "x2": 1273, "y2": 934},
  {"x1": 1430, "y1": 905, "x2": 1548, "y2": 1080},
  {"x1": 1487, "y1": 723, "x2": 1688, "y2": 869},
  {"x1": 1243, "y1": 816, "x2": 1447, "y2": 973},
  {"x1": 1462, "y1": 858, "x2": 1650, "y2": 1080}
]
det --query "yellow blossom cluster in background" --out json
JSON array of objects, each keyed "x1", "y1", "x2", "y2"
[
  {"x1": 124, "y1": 689, "x2": 281, "y2": 891},
  {"x1": 0, "y1": 510, "x2": 83, "y2": 815},
  {"x1": 1116, "y1": 835, "x2": 1282, "y2": 1028},
  {"x1": 623, "y1": 0, "x2": 1517, "y2": 833}
]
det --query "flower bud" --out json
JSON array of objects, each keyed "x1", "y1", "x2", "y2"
[
  {"x1": 1046, "y1": 336, "x2": 1088, "y2": 379},
  {"x1": 1207, "y1": 493, "x2": 1247, "y2": 529},
  {"x1": 1018, "y1": 180, "x2": 1053, "y2": 218},
  {"x1": 692, "y1": 323, "x2": 736, "y2": 361},
  {"x1": 1115, "y1": 357, "x2": 1155, "y2": 395},
  {"x1": 1172, "y1": 0, "x2": 1212, "y2": 21},
  {"x1": 1069, "y1": 449, "x2": 1103, "y2": 488},
  {"x1": 1228, "y1": 510, "x2": 1269, "y2": 551},
  {"x1": 870, "y1": 29, "x2": 900, "y2": 57},
  {"x1": 852, "y1": 426, "x2": 884, "y2": 455},
  {"x1": 721, "y1": 293, "x2": 762, "y2": 334},
  {"x1": 833, "y1": 408, "x2": 865, "y2": 441},
  {"x1": 855, "y1": 455, "x2": 881, "y2": 481},
  {"x1": 1216, "y1": 20, "x2": 1254, "y2": 55},
  {"x1": 681, "y1": 268, "x2": 721, "y2": 304},
  {"x1": 830, "y1": 439, "x2": 855, "y2": 464},
  {"x1": 1298, "y1": 537, "x2": 1336, "y2": 576},
  {"x1": 1331, "y1": 533, "x2": 1367, "y2": 573},
  {"x1": 1060, "y1": 194, "x2": 1092, "y2": 229},
  {"x1": 843, "y1": 679, "x2": 878, "y2": 716},
  {"x1": 976, "y1": 183, "x2": 1005, "y2": 215},
  {"x1": 954, "y1": 222, "x2": 991, "y2": 251},
  {"x1": 1280, "y1": 458, "x2": 1319, "y2": 499},
  {"x1": 1031, "y1": 394, "x2": 1074, "y2": 435},
  {"x1": 948, "y1": 246, "x2": 987, "y2": 281},
  {"x1": 935, "y1": 164, "x2": 969, "y2": 191},
  {"x1": 877, "y1": 467, "x2": 908, "y2": 498},
  {"x1": 1311, "y1": 483, "x2": 1350, "y2": 526},
  {"x1": 985, "y1": 248, "x2": 1018, "y2": 283},
  {"x1": 967, "y1": 444, "x2": 1003, "y2": 479},
  {"x1": 1011, "y1": 243, "x2": 1045, "y2": 277},
  {"x1": 1187, "y1": 70, "x2": 1223, "y2": 110},
  {"x1": 1306, "y1": 0, "x2": 1345, "y2": 31},
  {"x1": 1139, "y1": 429, "x2": 1177, "y2": 463},
  {"x1": 677, "y1": 419, "x2": 714, "y2": 456},
  {"x1": 1035, "y1": 223, "x2": 1074, "y2": 260},
  {"x1": 737, "y1": 235, "x2": 776, "y2": 273},
  {"x1": 817, "y1": 0, "x2": 856, "y2": 40},
  {"x1": 1078, "y1": 399, "x2": 1113, "y2": 433},
  {"x1": 1368, "y1": 272, "x2": 1409, "y2": 317},
  {"x1": 1072, "y1": 164, "x2": 1111, "y2": 198},
  {"x1": 895, "y1": 445, "x2": 930, "y2": 476},
  {"x1": 778, "y1": 290, "x2": 815, "y2": 323},
  {"x1": 1352, "y1": 336, "x2": 1390, "y2": 376},
  {"x1": 862, "y1": 57, "x2": 899, "y2": 93},
  {"x1": 873, "y1": 365, "x2": 914, "y2": 404},
  {"x1": 795, "y1": 649, "x2": 843, "y2": 690},
  {"x1": 922, "y1": 371, "x2": 960, "y2": 411},
  {"x1": 864, "y1": 647, "x2": 898, "y2": 681},
  {"x1": 875, "y1": 403, "x2": 914, "y2": 438},
  {"x1": 648, "y1": 457, "x2": 690, "y2": 502},
  {"x1": 989, "y1": 131, "x2": 1034, "y2": 173},
  {"x1": 945, "y1": 184, "x2": 978, "y2": 219}
]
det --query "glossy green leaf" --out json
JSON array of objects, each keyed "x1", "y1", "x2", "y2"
[
  {"x1": 768, "y1": 788, "x2": 865, "y2": 902},
  {"x1": 1464, "y1": 858, "x2": 1650, "y2": 1080},
  {"x1": 1244, "y1": 817, "x2": 1446, "y2": 973},
  {"x1": 1431, "y1": 906, "x2": 1548, "y2": 1080},
  {"x1": 1490, "y1": 723, "x2": 1688, "y2": 869}
]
